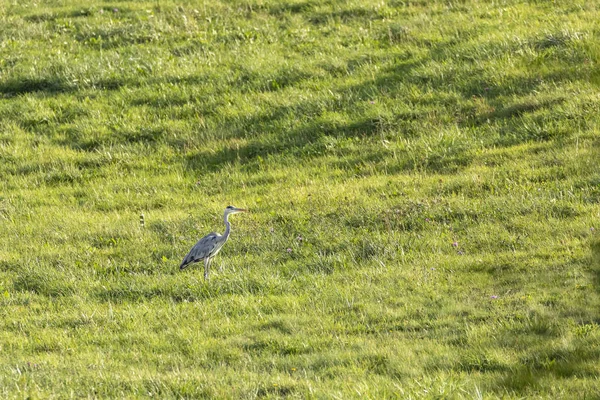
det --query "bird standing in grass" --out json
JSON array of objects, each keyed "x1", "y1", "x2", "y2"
[{"x1": 180, "y1": 205, "x2": 247, "y2": 279}]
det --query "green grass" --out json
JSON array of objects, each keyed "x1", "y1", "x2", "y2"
[{"x1": 1, "y1": 0, "x2": 600, "y2": 398}]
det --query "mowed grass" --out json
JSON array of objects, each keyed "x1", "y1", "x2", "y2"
[{"x1": 1, "y1": 0, "x2": 600, "y2": 397}]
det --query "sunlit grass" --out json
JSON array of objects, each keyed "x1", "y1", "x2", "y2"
[{"x1": 0, "y1": 0, "x2": 599, "y2": 398}]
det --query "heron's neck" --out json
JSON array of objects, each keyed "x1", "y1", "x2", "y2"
[{"x1": 223, "y1": 212, "x2": 231, "y2": 239}]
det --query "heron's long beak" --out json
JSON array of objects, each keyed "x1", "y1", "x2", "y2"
[{"x1": 236, "y1": 208, "x2": 248, "y2": 213}]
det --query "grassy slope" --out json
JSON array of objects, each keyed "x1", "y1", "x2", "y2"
[{"x1": 0, "y1": 0, "x2": 599, "y2": 398}]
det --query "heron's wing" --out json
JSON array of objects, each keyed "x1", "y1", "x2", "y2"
[{"x1": 180, "y1": 232, "x2": 220, "y2": 269}]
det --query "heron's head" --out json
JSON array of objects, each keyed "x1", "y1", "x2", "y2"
[{"x1": 225, "y1": 205, "x2": 247, "y2": 215}]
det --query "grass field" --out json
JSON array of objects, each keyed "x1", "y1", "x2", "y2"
[{"x1": 1, "y1": 0, "x2": 600, "y2": 398}]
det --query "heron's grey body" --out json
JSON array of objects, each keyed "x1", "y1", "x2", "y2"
[{"x1": 180, "y1": 206, "x2": 246, "y2": 279}]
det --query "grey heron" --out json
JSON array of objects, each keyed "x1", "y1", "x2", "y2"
[{"x1": 180, "y1": 205, "x2": 247, "y2": 279}]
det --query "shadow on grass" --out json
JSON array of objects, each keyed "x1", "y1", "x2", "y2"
[
  {"x1": 487, "y1": 242, "x2": 600, "y2": 393},
  {"x1": 0, "y1": 77, "x2": 77, "y2": 96},
  {"x1": 0, "y1": 75, "x2": 137, "y2": 97},
  {"x1": 23, "y1": 6, "x2": 138, "y2": 23},
  {"x1": 180, "y1": 37, "x2": 589, "y2": 173},
  {"x1": 93, "y1": 275, "x2": 284, "y2": 303},
  {"x1": 494, "y1": 343, "x2": 600, "y2": 393},
  {"x1": 13, "y1": 12, "x2": 591, "y2": 174},
  {"x1": 12, "y1": 267, "x2": 76, "y2": 297},
  {"x1": 591, "y1": 237, "x2": 600, "y2": 292},
  {"x1": 473, "y1": 97, "x2": 566, "y2": 125}
]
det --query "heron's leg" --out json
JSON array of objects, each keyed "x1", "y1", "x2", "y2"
[
  {"x1": 204, "y1": 258, "x2": 210, "y2": 280},
  {"x1": 218, "y1": 259, "x2": 223, "y2": 272}
]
